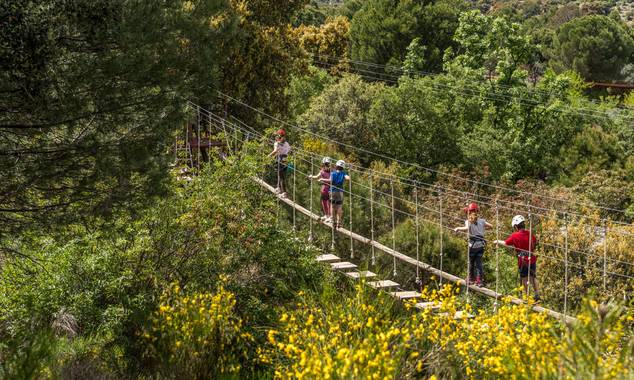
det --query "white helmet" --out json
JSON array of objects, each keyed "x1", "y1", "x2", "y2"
[
  {"x1": 511, "y1": 215, "x2": 526, "y2": 227},
  {"x1": 335, "y1": 159, "x2": 346, "y2": 169},
  {"x1": 322, "y1": 156, "x2": 331, "y2": 164}
]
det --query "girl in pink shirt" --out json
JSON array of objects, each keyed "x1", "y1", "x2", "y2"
[{"x1": 309, "y1": 157, "x2": 332, "y2": 222}]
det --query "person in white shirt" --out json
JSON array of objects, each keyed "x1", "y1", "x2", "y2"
[{"x1": 269, "y1": 129, "x2": 291, "y2": 197}]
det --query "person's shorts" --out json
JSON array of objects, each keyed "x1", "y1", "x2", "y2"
[
  {"x1": 519, "y1": 263, "x2": 537, "y2": 278},
  {"x1": 330, "y1": 191, "x2": 343, "y2": 206},
  {"x1": 468, "y1": 246, "x2": 484, "y2": 257},
  {"x1": 321, "y1": 192, "x2": 330, "y2": 201}
]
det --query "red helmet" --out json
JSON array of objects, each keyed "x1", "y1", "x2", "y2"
[
  {"x1": 463, "y1": 202, "x2": 479, "y2": 213},
  {"x1": 276, "y1": 129, "x2": 286, "y2": 136}
]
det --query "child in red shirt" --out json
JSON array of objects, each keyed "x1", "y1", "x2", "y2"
[{"x1": 494, "y1": 215, "x2": 541, "y2": 301}]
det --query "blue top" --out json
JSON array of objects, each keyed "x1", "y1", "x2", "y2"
[{"x1": 330, "y1": 171, "x2": 347, "y2": 193}]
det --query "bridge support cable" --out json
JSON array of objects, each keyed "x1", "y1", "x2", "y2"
[
  {"x1": 233, "y1": 117, "x2": 239, "y2": 153},
  {"x1": 465, "y1": 199, "x2": 470, "y2": 301},
  {"x1": 330, "y1": 187, "x2": 336, "y2": 253},
  {"x1": 439, "y1": 191, "x2": 444, "y2": 286},
  {"x1": 292, "y1": 157, "x2": 297, "y2": 232},
  {"x1": 391, "y1": 179, "x2": 397, "y2": 277},
  {"x1": 494, "y1": 202, "x2": 500, "y2": 310},
  {"x1": 174, "y1": 136, "x2": 178, "y2": 166},
  {"x1": 603, "y1": 221, "x2": 608, "y2": 291},
  {"x1": 276, "y1": 191, "x2": 281, "y2": 229},
  {"x1": 564, "y1": 213, "x2": 569, "y2": 320},
  {"x1": 308, "y1": 156, "x2": 314, "y2": 242},
  {"x1": 220, "y1": 110, "x2": 231, "y2": 151},
  {"x1": 349, "y1": 175, "x2": 354, "y2": 259},
  {"x1": 415, "y1": 188, "x2": 421, "y2": 285},
  {"x1": 196, "y1": 105, "x2": 200, "y2": 170},
  {"x1": 527, "y1": 200, "x2": 533, "y2": 299},
  {"x1": 370, "y1": 174, "x2": 376, "y2": 266},
  {"x1": 185, "y1": 112, "x2": 194, "y2": 168}
]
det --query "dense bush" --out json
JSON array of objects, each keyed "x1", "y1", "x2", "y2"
[{"x1": 0, "y1": 152, "x2": 329, "y2": 378}]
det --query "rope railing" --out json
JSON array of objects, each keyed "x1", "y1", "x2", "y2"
[
  {"x1": 198, "y1": 102, "x2": 634, "y2": 242},
  {"x1": 181, "y1": 104, "x2": 633, "y2": 323},
  {"x1": 194, "y1": 107, "x2": 634, "y2": 278},
  {"x1": 203, "y1": 120, "x2": 634, "y2": 281},
  {"x1": 189, "y1": 104, "x2": 634, "y2": 296}
]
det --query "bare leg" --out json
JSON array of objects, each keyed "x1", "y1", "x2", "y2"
[
  {"x1": 520, "y1": 276, "x2": 529, "y2": 296},
  {"x1": 531, "y1": 277, "x2": 540, "y2": 298}
]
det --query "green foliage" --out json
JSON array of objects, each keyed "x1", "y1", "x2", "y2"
[
  {"x1": 340, "y1": 0, "x2": 365, "y2": 19},
  {"x1": 0, "y1": 331, "x2": 58, "y2": 380},
  {"x1": 235, "y1": 0, "x2": 308, "y2": 26},
  {"x1": 221, "y1": 0, "x2": 309, "y2": 123},
  {"x1": 447, "y1": 10, "x2": 536, "y2": 85},
  {"x1": 560, "y1": 299, "x2": 634, "y2": 378},
  {"x1": 349, "y1": 0, "x2": 465, "y2": 72},
  {"x1": 368, "y1": 77, "x2": 463, "y2": 168},
  {"x1": 292, "y1": 0, "x2": 333, "y2": 26},
  {"x1": 391, "y1": 218, "x2": 464, "y2": 276},
  {"x1": 559, "y1": 126, "x2": 625, "y2": 184},
  {"x1": 402, "y1": 38, "x2": 426, "y2": 76},
  {"x1": 0, "y1": 152, "x2": 328, "y2": 377},
  {"x1": 299, "y1": 74, "x2": 385, "y2": 163},
  {"x1": 551, "y1": 15, "x2": 634, "y2": 81},
  {"x1": 285, "y1": 66, "x2": 337, "y2": 120},
  {"x1": 293, "y1": 15, "x2": 351, "y2": 73},
  {"x1": 0, "y1": 0, "x2": 238, "y2": 239}
]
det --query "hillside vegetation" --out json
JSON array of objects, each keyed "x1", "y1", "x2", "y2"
[{"x1": 1, "y1": 0, "x2": 633, "y2": 378}]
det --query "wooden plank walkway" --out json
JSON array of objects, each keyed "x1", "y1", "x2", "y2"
[{"x1": 254, "y1": 177, "x2": 576, "y2": 324}]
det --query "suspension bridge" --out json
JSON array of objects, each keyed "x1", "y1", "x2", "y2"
[{"x1": 174, "y1": 97, "x2": 634, "y2": 325}]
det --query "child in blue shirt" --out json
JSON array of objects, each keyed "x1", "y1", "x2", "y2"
[{"x1": 319, "y1": 159, "x2": 350, "y2": 228}]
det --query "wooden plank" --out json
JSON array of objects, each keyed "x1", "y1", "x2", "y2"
[
  {"x1": 345, "y1": 270, "x2": 377, "y2": 279},
  {"x1": 254, "y1": 177, "x2": 576, "y2": 324},
  {"x1": 415, "y1": 302, "x2": 442, "y2": 312},
  {"x1": 331, "y1": 262, "x2": 357, "y2": 270},
  {"x1": 316, "y1": 254, "x2": 341, "y2": 262},
  {"x1": 367, "y1": 280, "x2": 400, "y2": 289},
  {"x1": 453, "y1": 310, "x2": 474, "y2": 319},
  {"x1": 390, "y1": 291, "x2": 422, "y2": 300}
]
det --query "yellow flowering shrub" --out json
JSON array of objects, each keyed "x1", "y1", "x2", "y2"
[
  {"x1": 263, "y1": 284, "x2": 633, "y2": 379},
  {"x1": 434, "y1": 302, "x2": 559, "y2": 378},
  {"x1": 143, "y1": 282, "x2": 252, "y2": 378},
  {"x1": 262, "y1": 285, "x2": 418, "y2": 379}
]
